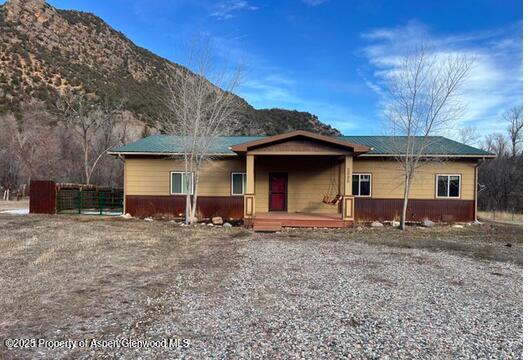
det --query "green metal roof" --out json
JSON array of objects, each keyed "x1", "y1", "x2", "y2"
[
  {"x1": 340, "y1": 136, "x2": 494, "y2": 156},
  {"x1": 111, "y1": 134, "x2": 494, "y2": 157}
]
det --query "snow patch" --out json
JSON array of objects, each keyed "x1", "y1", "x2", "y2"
[{"x1": 0, "y1": 209, "x2": 29, "y2": 215}]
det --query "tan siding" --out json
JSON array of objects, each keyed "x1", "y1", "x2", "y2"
[
  {"x1": 125, "y1": 157, "x2": 246, "y2": 196},
  {"x1": 255, "y1": 156, "x2": 342, "y2": 214},
  {"x1": 125, "y1": 156, "x2": 476, "y2": 211},
  {"x1": 352, "y1": 159, "x2": 476, "y2": 200}
]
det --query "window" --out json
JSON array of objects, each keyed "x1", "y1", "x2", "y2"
[
  {"x1": 352, "y1": 174, "x2": 371, "y2": 197},
  {"x1": 231, "y1": 172, "x2": 246, "y2": 195},
  {"x1": 170, "y1": 172, "x2": 194, "y2": 195},
  {"x1": 436, "y1": 174, "x2": 460, "y2": 198}
]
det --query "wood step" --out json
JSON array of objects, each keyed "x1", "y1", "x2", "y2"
[
  {"x1": 251, "y1": 215, "x2": 354, "y2": 230},
  {"x1": 256, "y1": 219, "x2": 346, "y2": 228},
  {"x1": 253, "y1": 221, "x2": 282, "y2": 232},
  {"x1": 253, "y1": 220, "x2": 284, "y2": 225}
]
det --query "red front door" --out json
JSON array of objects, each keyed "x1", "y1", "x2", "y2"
[{"x1": 269, "y1": 173, "x2": 288, "y2": 211}]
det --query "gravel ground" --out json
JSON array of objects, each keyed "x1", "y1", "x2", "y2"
[
  {"x1": 107, "y1": 237, "x2": 522, "y2": 359},
  {"x1": 0, "y1": 214, "x2": 522, "y2": 359}
]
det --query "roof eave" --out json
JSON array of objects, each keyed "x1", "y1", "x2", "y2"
[
  {"x1": 359, "y1": 153, "x2": 496, "y2": 158},
  {"x1": 107, "y1": 151, "x2": 237, "y2": 156}
]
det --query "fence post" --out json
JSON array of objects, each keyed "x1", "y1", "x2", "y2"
[
  {"x1": 78, "y1": 188, "x2": 82, "y2": 214},
  {"x1": 99, "y1": 191, "x2": 103, "y2": 215}
]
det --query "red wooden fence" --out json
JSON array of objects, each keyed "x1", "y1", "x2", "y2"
[{"x1": 29, "y1": 180, "x2": 56, "y2": 214}]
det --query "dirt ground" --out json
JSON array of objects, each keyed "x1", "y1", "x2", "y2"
[{"x1": 0, "y1": 213, "x2": 522, "y2": 359}]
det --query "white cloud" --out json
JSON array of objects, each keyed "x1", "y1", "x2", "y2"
[
  {"x1": 240, "y1": 79, "x2": 300, "y2": 105},
  {"x1": 360, "y1": 20, "x2": 522, "y2": 137},
  {"x1": 210, "y1": 0, "x2": 258, "y2": 20},
  {"x1": 301, "y1": 0, "x2": 330, "y2": 7}
]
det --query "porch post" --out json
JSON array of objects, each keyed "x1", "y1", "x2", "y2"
[
  {"x1": 342, "y1": 155, "x2": 354, "y2": 221},
  {"x1": 244, "y1": 154, "x2": 256, "y2": 219}
]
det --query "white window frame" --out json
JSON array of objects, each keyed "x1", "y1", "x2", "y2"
[
  {"x1": 170, "y1": 171, "x2": 194, "y2": 195},
  {"x1": 231, "y1": 172, "x2": 247, "y2": 196},
  {"x1": 435, "y1": 174, "x2": 461, "y2": 199},
  {"x1": 352, "y1": 173, "x2": 372, "y2": 197}
]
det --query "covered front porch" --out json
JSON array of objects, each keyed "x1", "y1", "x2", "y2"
[{"x1": 231, "y1": 131, "x2": 369, "y2": 230}]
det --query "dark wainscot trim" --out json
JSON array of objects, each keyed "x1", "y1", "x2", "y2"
[
  {"x1": 355, "y1": 198, "x2": 475, "y2": 222},
  {"x1": 125, "y1": 195, "x2": 244, "y2": 219}
]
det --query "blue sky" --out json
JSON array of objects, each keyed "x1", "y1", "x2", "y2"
[{"x1": 21, "y1": 0, "x2": 523, "y2": 136}]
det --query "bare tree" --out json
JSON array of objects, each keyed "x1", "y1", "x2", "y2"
[
  {"x1": 384, "y1": 46, "x2": 473, "y2": 229},
  {"x1": 504, "y1": 106, "x2": 523, "y2": 158},
  {"x1": 0, "y1": 114, "x2": 20, "y2": 200},
  {"x1": 56, "y1": 92, "x2": 125, "y2": 184},
  {"x1": 482, "y1": 133, "x2": 508, "y2": 156},
  {"x1": 478, "y1": 128, "x2": 522, "y2": 214},
  {"x1": 13, "y1": 101, "x2": 59, "y2": 188},
  {"x1": 0, "y1": 101, "x2": 61, "y2": 197},
  {"x1": 158, "y1": 40, "x2": 242, "y2": 224},
  {"x1": 458, "y1": 126, "x2": 479, "y2": 146}
]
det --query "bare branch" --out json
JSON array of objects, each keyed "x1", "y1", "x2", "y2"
[
  {"x1": 383, "y1": 46, "x2": 474, "y2": 229},
  {"x1": 158, "y1": 37, "x2": 243, "y2": 223},
  {"x1": 504, "y1": 106, "x2": 523, "y2": 157}
]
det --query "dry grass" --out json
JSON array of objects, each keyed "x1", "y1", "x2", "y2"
[
  {"x1": 0, "y1": 213, "x2": 522, "y2": 358},
  {"x1": 478, "y1": 211, "x2": 523, "y2": 224},
  {"x1": 0, "y1": 213, "x2": 252, "y2": 359}
]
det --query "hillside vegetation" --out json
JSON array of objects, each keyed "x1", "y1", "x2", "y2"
[{"x1": 0, "y1": 0, "x2": 339, "y2": 136}]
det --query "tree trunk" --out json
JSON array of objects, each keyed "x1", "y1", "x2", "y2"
[
  {"x1": 185, "y1": 193, "x2": 191, "y2": 224},
  {"x1": 400, "y1": 173, "x2": 411, "y2": 230},
  {"x1": 84, "y1": 136, "x2": 90, "y2": 185},
  {"x1": 190, "y1": 190, "x2": 199, "y2": 224},
  {"x1": 189, "y1": 171, "x2": 201, "y2": 224}
]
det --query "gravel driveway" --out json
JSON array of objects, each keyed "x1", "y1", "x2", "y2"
[
  {"x1": 108, "y1": 236, "x2": 522, "y2": 359},
  {"x1": 0, "y1": 214, "x2": 521, "y2": 359}
]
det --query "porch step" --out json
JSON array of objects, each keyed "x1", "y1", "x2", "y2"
[
  {"x1": 253, "y1": 220, "x2": 282, "y2": 232},
  {"x1": 280, "y1": 219, "x2": 347, "y2": 228}
]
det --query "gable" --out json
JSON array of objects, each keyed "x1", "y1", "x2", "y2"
[
  {"x1": 248, "y1": 138, "x2": 354, "y2": 155},
  {"x1": 230, "y1": 130, "x2": 370, "y2": 155}
]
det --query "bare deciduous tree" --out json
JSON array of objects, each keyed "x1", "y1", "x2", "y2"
[
  {"x1": 56, "y1": 92, "x2": 126, "y2": 184},
  {"x1": 482, "y1": 133, "x2": 508, "y2": 156},
  {"x1": 458, "y1": 126, "x2": 479, "y2": 146},
  {"x1": 504, "y1": 106, "x2": 523, "y2": 158},
  {"x1": 0, "y1": 101, "x2": 61, "y2": 198},
  {"x1": 384, "y1": 46, "x2": 473, "y2": 229},
  {"x1": 478, "y1": 110, "x2": 523, "y2": 215},
  {"x1": 0, "y1": 114, "x2": 20, "y2": 200},
  {"x1": 158, "y1": 40, "x2": 242, "y2": 224}
]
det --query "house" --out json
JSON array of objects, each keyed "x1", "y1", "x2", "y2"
[{"x1": 109, "y1": 130, "x2": 494, "y2": 229}]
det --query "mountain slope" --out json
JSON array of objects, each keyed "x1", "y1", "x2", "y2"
[{"x1": 0, "y1": 0, "x2": 340, "y2": 136}]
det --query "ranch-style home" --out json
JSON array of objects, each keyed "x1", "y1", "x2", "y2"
[{"x1": 109, "y1": 130, "x2": 494, "y2": 230}]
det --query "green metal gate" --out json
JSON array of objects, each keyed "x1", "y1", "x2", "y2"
[{"x1": 56, "y1": 187, "x2": 123, "y2": 215}]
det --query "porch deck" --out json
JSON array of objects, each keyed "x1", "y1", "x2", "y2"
[{"x1": 251, "y1": 212, "x2": 353, "y2": 231}]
